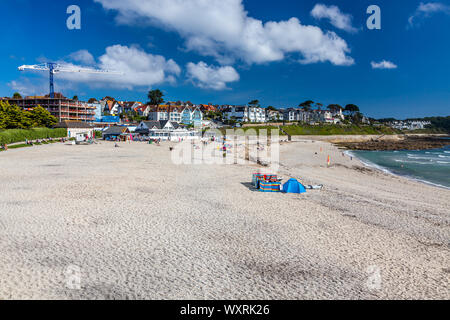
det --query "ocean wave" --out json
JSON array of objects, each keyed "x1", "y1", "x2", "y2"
[
  {"x1": 394, "y1": 159, "x2": 430, "y2": 165},
  {"x1": 351, "y1": 151, "x2": 450, "y2": 189},
  {"x1": 407, "y1": 155, "x2": 433, "y2": 160},
  {"x1": 346, "y1": 151, "x2": 393, "y2": 174}
]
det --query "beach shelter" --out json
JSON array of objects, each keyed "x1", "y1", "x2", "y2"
[{"x1": 283, "y1": 178, "x2": 306, "y2": 194}]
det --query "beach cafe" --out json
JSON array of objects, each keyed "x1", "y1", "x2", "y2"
[
  {"x1": 135, "y1": 120, "x2": 199, "y2": 141},
  {"x1": 102, "y1": 126, "x2": 131, "y2": 141}
]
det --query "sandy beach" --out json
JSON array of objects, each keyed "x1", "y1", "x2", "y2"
[{"x1": 0, "y1": 139, "x2": 448, "y2": 300}]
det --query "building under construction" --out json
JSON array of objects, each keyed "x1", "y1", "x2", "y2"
[{"x1": 6, "y1": 93, "x2": 95, "y2": 123}]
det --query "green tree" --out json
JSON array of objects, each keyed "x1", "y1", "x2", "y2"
[
  {"x1": 13, "y1": 92, "x2": 22, "y2": 99},
  {"x1": 7, "y1": 104, "x2": 32, "y2": 129},
  {"x1": 148, "y1": 89, "x2": 164, "y2": 106},
  {"x1": 29, "y1": 105, "x2": 57, "y2": 127},
  {"x1": 345, "y1": 104, "x2": 360, "y2": 116},
  {"x1": 72, "y1": 95, "x2": 79, "y2": 101},
  {"x1": 299, "y1": 100, "x2": 314, "y2": 112},
  {"x1": 205, "y1": 111, "x2": 217, "y2": 120},
  {"x1": 353, "y1": 112, "x2": 364, "y2": 124},
  {"x1": 266, "y1": 106, "x2": 277, "y2": 111},
  {"x1": 327, "y1": 104, "x2": 343, "y2": 113},
  {"x1": 123, "y1": 110, "x2": 146, "y2": 123},
  {"x1": 248, "y1": 100, "x2": 260, "y2": 107},
  {"x1": 0, "y1": 102, "x2": 56, "y2": 129},
  {"x1": 88, "y1": 98, "x2": 97, "y2": 103},
  {"x1": 0, "y1": 102, "x2": 10, "y2": 129}
]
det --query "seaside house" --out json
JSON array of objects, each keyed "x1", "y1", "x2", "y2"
[
  {"x1": 88, "y1": 101, "x2": 103, "y2": 121},
  {"x1": 389, "y1": 120, "x2": 430, "y2": 130},
  {"x1": 135, "y1": 120, "x2": 197, "y2": 140},
  {"x1": 169, "y1": 107, "x2": 183, "y2": 123},
  {"x1": 148, "y1": 105, "x2": 170, "y2": 121},
  {"x1": 280, "y1": 108, "x2": 344, "y2": 124},
  {"x1": 102, "y1": 126, "x2": 130, "y2": 140},
  {"x1": 199, "y1": 104, "x2": 217, "y2": 113},
  {"x1": 101, "y1": 99, "x2": 122, "y2": 116},
  {"x1": 134, "y1": 105, "x2": 151, "y2": 117},
  {"x1": 222, "y1": 106, "x2": 248, "y2": 123},
  {"x1": 248, "y1": 107, "x2": 267, "y2": 123},
  {"x1": 282, "y1": 108, "x2": 310, "y2": 122},
  {"x1": 148, "y1": 105, "x2": 184, "y2": 123},
  {"x1": 122, "y1": 101, "x2": 143, "y2": 114},
  {"x1": 222, "y1": 106, "x2": 267, "y2": 123},
  {"x1": 54, "y1": 120, "x2": 94, "y2": 139},
  {"x1": 266, "y1": 110, "x2": 283, "y2": 122},
  {"x1": 191, "y1": 107, "x2": 204, "y2": 126},
  {"x1": 281, "y1": 108, "x2": 296, "y2": 122},
  {"x1": 180, "y1": 106, "x2": 204, "y2": 125}
]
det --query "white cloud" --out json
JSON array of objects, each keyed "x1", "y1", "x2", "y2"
[
  {"x1": 8, "y1": 78, "x2": 49, "y2": 96},
  {"x1": 371, "y1": 60, "x2": 398, "y2": 69},
  {"x1": 94, "y1": 0, "x2": 354, "y2": 66},
  {"x1": 186, "y1": 62, "x2": 239, "y2": 90},
  {"x1": 12, "y1": 45, "x2": 182, "y2": 94},
  {"x1": 408, "y1": 2, "x2": 450, "y2": 27},
  {"x1": 311, "y1": 4, "x2": 358, "y2": 33},
  {"x1": 69, "y1": 49, "x2": 96, "y2": 65},
  {"x1": 58, "y1": 45, "x2": 181, "y2": 90}
]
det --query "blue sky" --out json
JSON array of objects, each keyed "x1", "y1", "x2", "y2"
[{"x1": 0, "y1": 0, "x2": 449, "y2": 118}]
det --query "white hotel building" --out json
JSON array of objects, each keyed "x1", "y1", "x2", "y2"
[{"x1": 223, "y1": 106, "x2": 267, "y2": 123}]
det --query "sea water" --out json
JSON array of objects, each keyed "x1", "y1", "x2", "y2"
[{"x1": 351, "y1": 144, "x2": 450, "y2": 189}]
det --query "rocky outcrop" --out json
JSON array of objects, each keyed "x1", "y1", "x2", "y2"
[{"x1": 334, "y1": 136, "x2": 450, "y2": 151}]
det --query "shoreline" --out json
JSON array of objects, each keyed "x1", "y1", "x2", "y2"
[{"x1": 344, "y1": 150, "x2": 450, "y2": 190}]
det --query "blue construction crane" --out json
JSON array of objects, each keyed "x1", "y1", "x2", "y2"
[{"x1": 18, "y1": 62, "x2": 122, "y2": 98}]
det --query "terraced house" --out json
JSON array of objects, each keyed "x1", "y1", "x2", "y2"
[
  {"x1": 101, "y1": 99, "x2": 122, "y2": 116},
  {"x1": 148, "y1": 105, "x2": 182, "y2": 122},
  {"x1": 147, "y1": 105, "x2": 203, "y2": 125},
  {"x1": 222, "y1": 106, "x2": 267, "y2": 123},
  {"x1": 281, "y1": 108, "x2": 343, "y2": 124},
  {"x1": 181, "y1": 106, "x2": 203, "y2": 126},
  {"x1": 135, "y1": 120, "x2": 197, "y2": 140}
]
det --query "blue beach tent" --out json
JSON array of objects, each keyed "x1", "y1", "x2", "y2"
[{"x1": 283, "y1": 178, "x2": 306, "y2": 194}]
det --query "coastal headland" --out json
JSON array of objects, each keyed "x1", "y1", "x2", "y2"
[{"x1": 329, "y1": 134, "x2": 450, "y2": 151}]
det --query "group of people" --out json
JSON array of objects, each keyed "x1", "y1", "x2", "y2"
[
  {"x1": 25, "y1": 137, "x2": 62, "y2": 146},
  {"x1": 0, "y1": 137, "x2": 71, "y2": 152}
]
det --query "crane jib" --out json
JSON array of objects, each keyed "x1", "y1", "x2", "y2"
[{"x1": 17, "y1": 62, "x2": 123, "y2": 98}]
